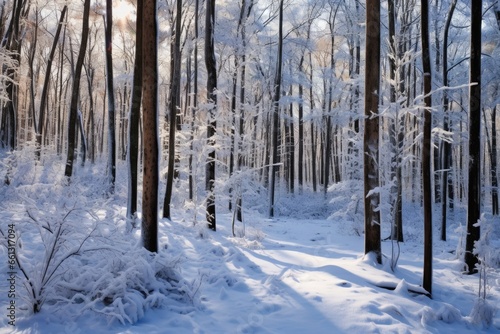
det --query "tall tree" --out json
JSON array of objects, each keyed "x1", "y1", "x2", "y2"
[
  {"x1": 1, "y1": 0, "x2": 29, "y2": 149},
  {"x1": 364, "y1": 0, "x2": 381, "y2": 264},
  {"x1": 269, "y1": 0, "x2": 283, "y2": 218},
  {"x1": 163, "y1": 0, "x2": 182, "y2": 219},
  {"x1": 127, "y1": 0, "x2": 144, "y2": 227},
  {"x1": 388, "y1": 0, "x2": 403, "y2": 242},
  {"x1": 189, "y1": 0, "x2": 200, "y2": 202},
  {"x1": 490, "y1": 106, "x2": 498, "y2": 215},
  {"x1": 105, "y1": 0, "x2": 116, "y2": 192},
  {"x1": 324, "y1": 3, "x2": 339, "y2": 197},
  {"x1": 234, "y1": 0, "x2": 253, "y2": 224},
  {"x1": 64, "y1": 0, "x2": 91, "y2": 178},
  {"x1": 421, "y1": 0, "x2": 433, "y2": 295},
  {"x1": 205, "y1": 0, "x2": 217, "y2": 230},
  {"x1": 142, "y1": 0, "x2": 159, "y2": 252},
  {"x1": 464, "y1": 0, "x2": 482, "y2": 274},
  {"x1": 440, "y1": 0, "x2": 458, "y2": 241}
]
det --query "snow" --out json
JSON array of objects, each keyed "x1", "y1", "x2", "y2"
[{"x1": 0, "y1": 151, "x2": 499, "y2": 333}]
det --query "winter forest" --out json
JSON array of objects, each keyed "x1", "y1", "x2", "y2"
[{"x1": 0, "y1": 0, "x2": 499, "y2": 332}]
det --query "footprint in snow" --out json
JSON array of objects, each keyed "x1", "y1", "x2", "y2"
[{"x1": 336, "y1": 281, "x2": 351, "y2": 287}]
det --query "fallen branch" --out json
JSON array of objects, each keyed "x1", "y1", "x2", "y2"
[{"x1": 367, "y1": 279, "x2": 431, "y2": 298}]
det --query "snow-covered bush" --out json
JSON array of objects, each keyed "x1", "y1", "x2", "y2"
[
  {"x1": 468, "y1": 215, "x2": 498, "y2": 328},
  {"x1": 0, "y1": 150, "x2": 191, "y2": 325},
  {"x1": 329, "y1": 180, "x2": 364, "y2": 235},
  {"x1": 55, "y1": 247, "x2": 190, "y2": 325}
]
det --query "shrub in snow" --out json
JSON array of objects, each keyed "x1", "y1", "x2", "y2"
[
  {"x1": 0, "y1": 150, "x2": 191, "y2": 324},
  {"x1": 329, "y1": 180, "x2": 364, "y2": 235},
  {"x1": 56, "y1": 247, "x2": 190, "y2": 325},
  {"x1": 468, "y1": 215, "x2": 498, "y2": 328},
  {"x1": 419, "y1": 303, "x2": 463, "y2": 326},
  {"x1": 469, "y1": 298, "x2": 496, "y2": 328}
]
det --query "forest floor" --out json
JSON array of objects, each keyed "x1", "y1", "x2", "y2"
[{"x1": 0, "y1": 151, "x2": 499, "y2": 333}]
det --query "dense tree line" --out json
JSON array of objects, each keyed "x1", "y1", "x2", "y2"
[{"x1": 0, "y1": 0, "x2": 497, "y2": 295}]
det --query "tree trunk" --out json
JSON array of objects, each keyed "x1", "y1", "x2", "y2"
[
  {"x1": 298, "y1": 53, "x2": 304, "y2": 193},
  {"x1": 388, "y1": 0, "x2": 403, "y2": 242},
  {"x1": 235, "y1": 0, "x2": 252, "y2": 223},
  {"x1": 127, "y1": 0, "x2": 144, "y2": 226},
  {"x1": 205, "y1": 0, "x2": 217, "y2": 230},
  {"x1": 441, "y1": 0, "x2": 457, "y2": 241},
  {"x1": 35, "y1": 5, "x2": 67, "y2": 159},
  {"x1": 269, "y1": 0, "x2": 283, "y2": 218},
  {"x1": 465, "y1": 0, "x2": 482, "y2": 274},
  {"x1": 141, "y1": 0, "x2": 159, "y2": 252},
  {"x1": 105, "y1": 0, "x2": 116, "y2": 193},
  {"x1": 364, "y1": 0, "x2": 382, "y2": 264},
  {"x1": 421, "y1": 0, "x2": 433, "y2": 295},
  {"x1": 56, "y1": 20, "x2": 67, "y2": 155},
  {"x1": 64, "y1": 0, "x2": 91, "y2": 179},
  {"x1": 491, "y1": 106, "x2": 499, "y2": 215},
  {"x1": 1, "y1": 0, "x2": 29, "y2": 150},
  {"x1": 163, "y1": 0, "x2": 182, "y2": 219},
  {"x1": 189, "y1": 0, "x2": 199, "y2": 202},
  {"x1": 288, "y1": 84, "x2": 295, "y2": 194}
]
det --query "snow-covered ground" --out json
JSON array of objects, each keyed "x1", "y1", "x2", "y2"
[{"x1": 0, "y1": 152, "x2": 499, "y2": 333}]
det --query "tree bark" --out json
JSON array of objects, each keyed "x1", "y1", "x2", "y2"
[
  {"x1": 269, "y1": 0, "x2": 283, "y2": 218},
  {"x1": 163, "y1": 0, "x2": 182, "y2": 219},
  {"x1": 64, "y1": 0, "x2": 91, "y2": 179},
  {"x1": 364, "y1": 0, "x2": 382, "y2": 264},
  {"x1": 205, "y1": 0, "x2": 217, "y2": 230},
  {"x1": 441, "y1": 0, "x2": 457, "y2": 241},
  {"x1": 298, "y1": 52, "x2": 304, "y2": 193},
  {"x1": 388, "y1": 0, "x2": 403, "y2": 242},
  {"x1": 105, "y1": 0, "x2": 116, "y2": 193},
  {"x1": 127, "y1": 0, "x2": 144, "y2": 226},
  {"x1": 309, "y1": 47, "x2": 317, "y2": 192},
  {"x1": 491, "y1": 106, "x2": 499, "y2": 215},
  {"x1": 189, "y1": 0, "x2": 199, "y2": 202},
  {"x1": 421, "y1": 0, "x2": 433, "y2": 295},
  {"x1": 465, "y1": 0, "x2": 482, "y2": 274},
  {"x1": 141, "y1": 0, "x2": 159, "y2": 252}
]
